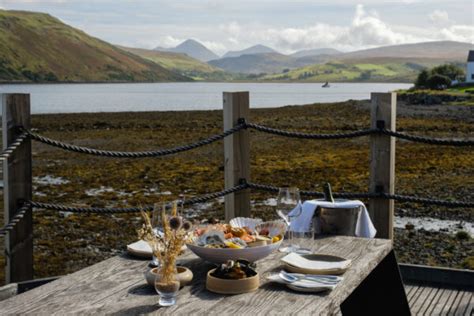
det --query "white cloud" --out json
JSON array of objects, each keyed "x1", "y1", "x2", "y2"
[
  {"x1": 429, "y1": 10, "x2": 450, "y2": 24},
  {"x1": 200, "y1": 40, "x2": 226, "y2": 54},
  {"x1": 439, "y1": 24, "x2": 474, "y2": 43},
  {"x1": 218, "y1": 4, "x2": 424, "y2": 53},
  {"x1": 157, "y1": 36, "x2": 184, "y2": 48}
]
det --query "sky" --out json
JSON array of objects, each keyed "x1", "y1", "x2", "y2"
[{"x1": 0, "y1": 0, "x2": 473, "y2": 55}]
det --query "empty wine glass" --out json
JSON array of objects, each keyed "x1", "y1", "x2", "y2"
[{"x1": 276, "y1": 187, "x2": 302, "y2": 253}]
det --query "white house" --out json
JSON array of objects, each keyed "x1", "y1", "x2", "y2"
[{"x1": 467, "y1": 50, "x2": 474, "y2": 83}]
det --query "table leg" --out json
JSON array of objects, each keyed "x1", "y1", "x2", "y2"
[{"x1": 340, "y1": 250, "x2": 411, "y2": 315}]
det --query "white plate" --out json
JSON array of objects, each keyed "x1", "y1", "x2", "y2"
[
  {"x1": 265, "y1": 273, "x2": 336, "y2": 293},
  {"x1": 282, "y1": 253, "x2": 351, "y2": 275},
  {"x1": 186, "y1": 239, "x2": 283, "y2": 263},
  {"x1": 127, "y1": 240, "x2": 186, "y2": 258},
  {"x1": 127, "y1": 240, "x2": 153, "y2": 258}
]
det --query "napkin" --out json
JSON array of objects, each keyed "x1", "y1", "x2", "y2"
[
  {"x1": 289, "y1": 199, "x2": 376, "y2": 238},
  {"x1": 281, "y1": 252, "x2": 351, "y2": 271}
]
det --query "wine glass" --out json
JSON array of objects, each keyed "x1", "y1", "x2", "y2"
[{"x1": 276, "y1": 187, "x2": 302, "y2": 252}]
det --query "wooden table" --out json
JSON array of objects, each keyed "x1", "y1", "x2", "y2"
[{"x1": 0, "y1": 236, "x2": 410, "y2": 315}]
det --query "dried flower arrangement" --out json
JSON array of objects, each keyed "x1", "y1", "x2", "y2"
[{"x1": 138, "y1": 202, "x2": 192, "y2": 285}]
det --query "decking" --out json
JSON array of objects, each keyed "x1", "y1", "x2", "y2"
[{"x1": 406, "y1": 283, "x2": 473, "y2": 315}]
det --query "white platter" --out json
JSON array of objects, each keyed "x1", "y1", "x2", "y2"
[{"x1": 186, "y1": 239, "x2": 283, "y2": 263}]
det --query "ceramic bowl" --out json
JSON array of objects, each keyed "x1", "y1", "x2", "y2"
[
  {"x1": 144, "y1": 266, "x2": 194, "y2": 287},
  {"x1": 206, "y1": 268, "x2": 259, "y2": 294},
  {"x1": 186, "y1": 239, "x2": 283, "y2": 264}
]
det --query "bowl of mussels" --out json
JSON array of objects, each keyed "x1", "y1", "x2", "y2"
[
  {"x1": 206, "y1": 259, "x2": 259, "y2": 294},
  {"x1": 186, "y1": 217, "x2": 286, "y2": 264}
]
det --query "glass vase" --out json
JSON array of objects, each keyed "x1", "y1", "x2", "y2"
[{"x1": 154, "y1": 260, "x2": 180, "y2": 306}]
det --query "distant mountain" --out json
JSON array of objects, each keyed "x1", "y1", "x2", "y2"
[
  {"x1": 222, "y1": 44, "x2": 278, "y2": 58},
  {"x1": 209, "y1": 53, "x2": 294, "y2": 74},
  {"x1": 120, "y1": 46, "x2": 232, "y2": 80},
  {"x1": 290, "y1": 48, "x2": 341, "y2": 58},
  {"x1": 208, "y1": 52, "x2": 333, "y2": 74},
  {"x1": 155, "y1": 39, "x2": 219, "y2": 62},
  {"x1": 262, "y1": 41, "x2": 473, "y2": 82},
  {"x1": 0, "y1": 10, "x2": 187, "y2": 82},
  {"x1": 337, "y1": 41, "x2": 473, "y2": 60}
]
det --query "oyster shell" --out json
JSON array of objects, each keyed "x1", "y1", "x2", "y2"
[
  {"x1": 197, "y1": 230, "x2": 226, "y2": 247},
  {"x1": 225, "y1": 237, "x2": 247, "y2": 248},
  {"x1": 255, "y1": 220, "x2": 287, "y2": 238},
  {"x1": 229, "y1": 217, "x2": 263, "y2": 232}
]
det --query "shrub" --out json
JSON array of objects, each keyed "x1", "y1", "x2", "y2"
[
  {"x1": 414, "y1": 64, "x2": 465, "y2": 90},
  {"x1": 426, "y1": 74, "x2": 452, "y2": 90},
  {"x1": 415, "y1": 69, "x2": 429, "y2": 88}
]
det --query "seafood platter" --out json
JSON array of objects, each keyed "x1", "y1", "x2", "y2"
[{"x1": 186, "y1": 217, "x2": 286, "y2": 263}]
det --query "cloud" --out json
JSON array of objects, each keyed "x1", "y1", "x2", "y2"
[
  {"x1": 429, "y1": 10, "x2": 450, "y2": 24},
  {"x1": 439, "y1": 24, "x2": 474, "y2": 43},
  {"x1": 157, "y1": 36, "x2": 184, "y2": 48},
  {"x1": 218, "y1": 4, "x2": 423, "y2": 52}
]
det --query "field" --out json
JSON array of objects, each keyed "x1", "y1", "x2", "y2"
[
  {"x1": 0, "y1": 99, "x2": 472, "y2": 285},
  {"x1": 265, "y1": 58, "x2": 464, "y2": 83}
]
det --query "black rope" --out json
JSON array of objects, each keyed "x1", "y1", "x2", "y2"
[
  {"x1": 27, "y1": 183, "x2": 249, "y2": 214},
  {"x1": 0, "y1": 132, "x2": 29, "y2": 160},
  {"x1": 246, "y1": 122, "x2": 375, "y2": 139},
  {"x1": 0, "y1": 206, "x2": 29, "y2": 237},
  {"x1": 246, "y1": 122, "x2": 473, "y2": 146},
  {"x1": 379, "y1": 129, "x2": 474, "y2": 147},
  {"x1": 23, "y1": 123, "x2": 246, "y2": 158},
  {"x1": 246, "y1": 182, "x2": 473, "y2": 208}
]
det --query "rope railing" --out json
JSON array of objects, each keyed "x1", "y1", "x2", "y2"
[
  {"x1": 18, "y1": 123, "x2": 472, "y2": 158},
  {"x1": 0, "y1": 206, "x2": 29, "y2": 237},
  {"x1": 246, "y1": 182, "x2": 474, "y2": 208},
  {"x1": 22, "y1": 123, "x2": 246, "y2": 158},
  {"x1": 0, "y1": 120, "x2": 471, "y2": 236},
  {"x1": 0, "y1": 132, "x2": 29, "y2": 160},
  {"x1": 1, "y1": 181, "x2": 471, "y2": 236}
]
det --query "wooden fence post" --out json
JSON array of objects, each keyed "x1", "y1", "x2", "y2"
[
  {"x1": 223, "y1": 92, "x2": 250, "y2": 221},
  {"x1": 2, "y1": 94, "x2": 33, "y2": 283},
  {"x1": 369, "y1": 92, "x2": 396, "y2": 239}
]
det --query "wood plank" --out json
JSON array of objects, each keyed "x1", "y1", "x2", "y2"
[
  {"x1": 369, "y1": 92, "x2": 396, "y2": 239},
  {"x1": 434, "y1": 288, "x2": 459, "y2": 315},
  {"x1": 449, "y1": 289, "x2": 472, "y2": 316},
  {"x1": 405, "y1": 284, "x2": 417, "y2": 298},
  {"x1": 445, "y1": 289, "x2": 461, "y2": 315},
  {"x1": 410, "y1": 285, "x2": 432, "y2": 314},
  {"x1": 418, "y1": 286, "x2": 440, "y2": 315},
  {"x1": 408, "y1": 284, "x2": 424, "y2": 305},
  {"x1": 423, "y1": 286, "x2": 444, "y2": 316},
  {"x1": 0, "y1": 237, "x2": 392, "y2": 315},
  {"x1": 457, "y1": 291, "x2": 473, "y2": 316},
  {"x1": 2, "y1": 93, "x2": 33, "y2": 283},
  {"x1": 223, "y1": 91, "x2": 250, "y2": 221}
]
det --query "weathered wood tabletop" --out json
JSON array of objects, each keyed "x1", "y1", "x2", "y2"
[{"x1": 0, "y1": 236, "x2": 410, "y2": 315}]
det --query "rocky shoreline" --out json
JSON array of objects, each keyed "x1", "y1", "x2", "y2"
[{"x1": 0, "y1": 99, "x2": 472, "y2": 284}]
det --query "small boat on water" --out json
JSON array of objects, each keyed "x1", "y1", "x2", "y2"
[{"x1": 322, "y1": 82, "x2": 330, "y2": 88}]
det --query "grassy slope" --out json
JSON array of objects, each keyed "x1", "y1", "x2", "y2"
[
  {"x1": 0, "y1": 10, "x2": 188, "y2": 82},
  {"x1": 119, "y1": 46, "x2": 232, "y2": 81},
  {"x1": 265, "y1": 58, "x2": 463, "y2": 82}
]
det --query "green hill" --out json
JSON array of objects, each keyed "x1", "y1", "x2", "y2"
[
  {"x1": 119, "y1": 46, "x2": 232, "y2": 81},
  {"x1": 0, "y1": 10, "x2": 188, "y2": 82},
  {"x1": 265, "y1": 57, "x2": 465, "y2": 83}
]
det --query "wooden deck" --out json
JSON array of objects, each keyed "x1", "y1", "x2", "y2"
[{"x1": 406, "y1": 283, "x2": 473, "y2": 315}]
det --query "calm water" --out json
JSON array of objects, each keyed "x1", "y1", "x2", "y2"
[{"x1": 0, "y1": 82, "x2": 412, "y2": 114}]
